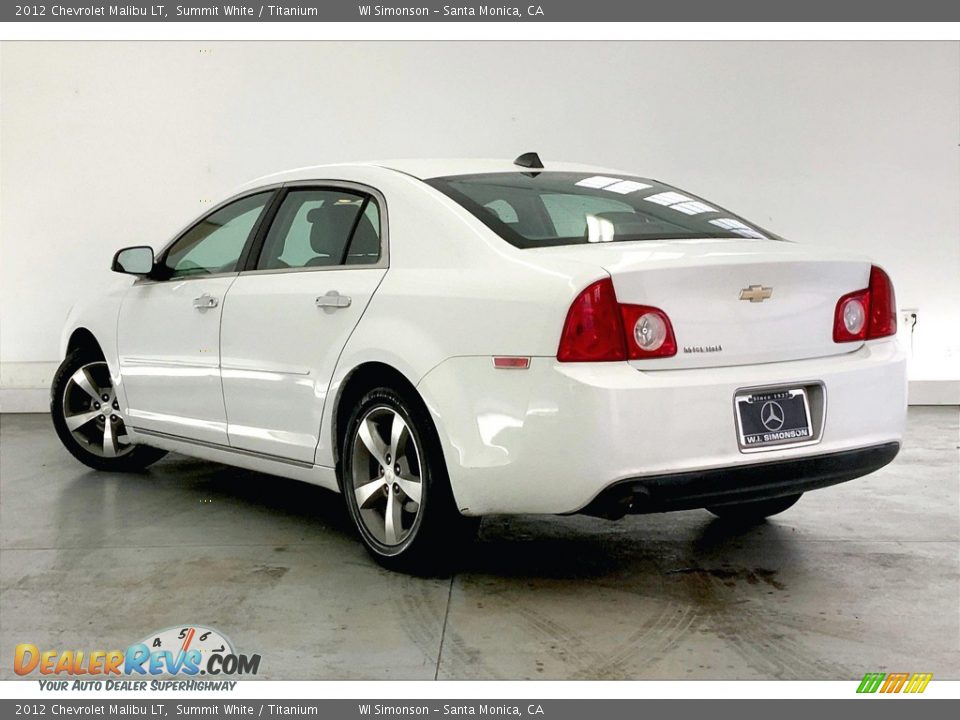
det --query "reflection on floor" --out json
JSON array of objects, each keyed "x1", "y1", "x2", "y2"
[{"x1": 1, "y1": 408, "x2": 957, "y2": 680}]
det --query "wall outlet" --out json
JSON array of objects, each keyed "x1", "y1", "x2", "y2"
[{"x1": 900, "y1": 308, "x2": 919, "y2": 329}]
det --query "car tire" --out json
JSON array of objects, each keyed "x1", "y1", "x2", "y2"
[
  {"x1": 706, "y1": 493, "x2": 802, "y2": 521},
  {"x1": 341, "y1": 386, "x2": 479, "y2": 574},
  {"x1": 51, "y1": 349, "x2": 167, "y2": 472}
]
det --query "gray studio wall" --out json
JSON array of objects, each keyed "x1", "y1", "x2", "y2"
[{"x1": 1, "y1": 41, "x2": 958, "y2": 409}]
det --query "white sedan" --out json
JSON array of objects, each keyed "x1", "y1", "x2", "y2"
[{"x1": 52, "y1": 155, "x2": 907, "y2": 572}]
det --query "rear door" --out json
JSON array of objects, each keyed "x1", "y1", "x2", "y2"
[{"x1": 219, "y1": 183, "x2": 387, "y2": 463}]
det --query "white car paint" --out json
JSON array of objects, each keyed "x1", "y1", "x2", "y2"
[
  {"x1": 118, "y1": 275, "x2": 237, "y2": 445},
  {"x1": 419, "y1": 343, "x2": 905, "y2": 514},
  {"x1": 60, "y1": 158, "x2": 908, "y2": 516},
  {"x1": 220, "y1": 265, "x2": 388, "y2": 463}
]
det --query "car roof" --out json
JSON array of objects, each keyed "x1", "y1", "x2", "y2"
[
  {"x1": 375, "y1": 158, "x2": 627, "y2": 179},
  {"x1": 240, "y1": 158, "x2": 629, "y2": 188}
]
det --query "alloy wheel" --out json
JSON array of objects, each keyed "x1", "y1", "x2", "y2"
[
  {"x1": 61, "y1": 361, "x2": 133, "y2": 458},
  {"x1": 350, "y1": 405, "x2": 424, "y2": 546}
]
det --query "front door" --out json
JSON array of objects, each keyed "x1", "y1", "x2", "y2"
[
  {"x1": 220, "y1": 186, "x2": 387, "y2": 463},
  {"x1": 117, "y1": 191, "x2": 274, "y2": 445}
]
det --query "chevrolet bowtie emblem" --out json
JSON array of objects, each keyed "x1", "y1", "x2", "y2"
[{"x1": 739, "y1": 285, "x2": 773, "y2": 302}]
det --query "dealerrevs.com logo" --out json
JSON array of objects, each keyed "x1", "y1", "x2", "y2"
[{"x1": 14, "y1": 625, "x2": 261, "y2": 684}]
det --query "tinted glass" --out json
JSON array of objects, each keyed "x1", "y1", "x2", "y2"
[
  {"x1": 345, "y1": 201, "x2": 381, "y2": 265},
  {"x1": 427, "y1": 172, "x2": 775, "y2": 249},
  {"x1": 163, "y1": 192, "x2": 271, "y2": 277},
  {"x1": 257, "y1": 189, "x2": 380, "y2": 270}
]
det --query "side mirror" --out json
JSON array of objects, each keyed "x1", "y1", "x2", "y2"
[{"x1": 111, "y1": 246, "x2": 155, "y2": 276}]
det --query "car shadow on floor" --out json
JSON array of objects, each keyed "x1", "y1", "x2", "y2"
[
  {"x1": 54, "y1": 453, "x2": 797, "y2": 585},
  {"x1": 464, "y1": 513, "x2": 795, "y2": 580}
]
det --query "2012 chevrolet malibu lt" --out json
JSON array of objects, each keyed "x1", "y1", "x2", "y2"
[{"x1": 52, "y1": 154, "x2": 907, "y2": 571}]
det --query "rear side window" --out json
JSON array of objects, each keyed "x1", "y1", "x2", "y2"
[
  {"x1": 427, "y1": 172, "x2": 776, "y2": 249},
  {"x1": 256, "y1": 189, "x2": 381, "y2": 270},
  {"x1": 347, "y1": 202, "x2": 381, "y2": 265}
]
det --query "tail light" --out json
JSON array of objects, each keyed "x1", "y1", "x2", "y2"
[
  {"x1": 557, "y1": 278, "x2": 677, "y2": 362},
  {"x1": 866, "y1": 265, "x2": 897, "y2": 338},
  {"x1": 833, "y1": 265, "x2": 897, "y2": 342},
  {"x1": 557, "y1": 279, "x2": 626, "y2": 362}
]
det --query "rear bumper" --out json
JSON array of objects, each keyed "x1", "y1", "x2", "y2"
[
  {"x1": 417, "y1": 338, "x2": 907, "y2": 516},
  {"x1": 579, "y1": 442, "x2": 900, "y2": 518}
]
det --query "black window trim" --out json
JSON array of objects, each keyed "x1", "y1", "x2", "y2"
[
  {"x1": 425, "y1": 172, "x2": 783, "y2": 249},
  {"x1": 241, "y1": 180, "x2": 389, "y2": 275},
  {"x1": 137, "y1": 185, "x2": 282, "y2": 285}
]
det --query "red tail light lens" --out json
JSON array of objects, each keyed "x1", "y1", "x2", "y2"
[
  {"x1": 866, "y1": 265, "x2": 897, "y2": 339},
  {"x1": 557, "y1": 279, "x2": 626, "y2": 362},
  {"x1": 557, "y1": 279, "x2": 677, "y2": 362},
  {"x1": 833, "y1": 265, "x2": 897, "y2": 343}
]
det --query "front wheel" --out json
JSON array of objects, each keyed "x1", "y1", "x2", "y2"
[
  {"x1": 341, "y1": 386, "x2": 478, "y2": 574},
  {"x1": 707, "y1": 493, "x2": 802, "y2": 521},
  {"x1": 51, "y1": 350, "x2": 167, "y2": 472}
]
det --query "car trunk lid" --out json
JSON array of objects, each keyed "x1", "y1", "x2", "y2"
[{"x1": 530, "y1": 238, "x2": 871, "y2": 369}]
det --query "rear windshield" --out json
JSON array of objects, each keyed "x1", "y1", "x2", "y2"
[{"x1": 426, "y1": 172, "x2": 776, "y2": 249}]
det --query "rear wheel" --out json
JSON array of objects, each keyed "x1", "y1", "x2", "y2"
[
  {"x1": 51, "y1": 350, "x2": 167, "y2": 472},
  {"x1": 707, "y1": 493, "x2": 802, "y2": 521},
  {"x1": 341, "y1": 386, "x2": 478, "y2": 574}
]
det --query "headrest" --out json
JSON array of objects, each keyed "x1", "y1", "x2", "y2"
[{"x1": 307, "y1": 202, "x2": 361, "y2": 255}]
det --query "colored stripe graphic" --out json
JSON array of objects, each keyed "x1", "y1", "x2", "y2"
[
  {"x1": 857, "y1": 673, "x2": 886, "y2": 693},
  {"x1": 881, "y1": 672, "x2": 910, "y2": 693},
  {"x1": 857, "y1": 672, "x2": 932, "y2": 694},
  {"x1": 904, "y1": 673, "x2": 933, "y2": 694}
]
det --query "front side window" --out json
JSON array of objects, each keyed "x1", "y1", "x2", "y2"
[
  {"x1": 426, "y1": 172, "x2": 776, "y2": 249},
  {"x1": 162, "y1": 192, "x2": 272, "y2": 278},
  {"x1": 257, "y1": 189, "x2": 381, "y2": 270}
]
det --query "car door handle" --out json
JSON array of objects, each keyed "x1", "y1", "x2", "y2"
[
  {"x1": 315, "y1": 291, "x2": 352, "y2": 309},
  {"x1": 192, "y1": 293, "x2": 219, "y2": 310}
]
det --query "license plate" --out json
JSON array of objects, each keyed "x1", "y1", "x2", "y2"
[{"x1": 735, "y1": 388, "x2": 813, "y2": 451}]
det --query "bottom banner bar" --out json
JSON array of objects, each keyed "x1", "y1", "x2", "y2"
[{"x1": 1, "y1": 699, "x2": 957, "y2": 719}]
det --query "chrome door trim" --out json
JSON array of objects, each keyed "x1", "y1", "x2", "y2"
[
  {"x1": 237, "y1": 264, "x2": 387, "y2": 277},
  {"x1": 131, "y1": 426, "x2": 315, "y2": 469},
  {"x1": 220, "y1": 364, "x2": 311, "y2": 377},
  {"x1": 133, "y1": 271, "x2": 240, "y2": 287},
  {"x1": 120, "y1": 357, "x2": 219, "y2": 369}
]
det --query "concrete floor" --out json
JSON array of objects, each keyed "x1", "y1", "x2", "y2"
[{"x1": 1, "y1": 408, "x2": 957, "y2": 680}]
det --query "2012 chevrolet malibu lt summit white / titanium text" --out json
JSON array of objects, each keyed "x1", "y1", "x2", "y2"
[{"x1": 52, "y1": 154, "x2": 907, "y2": 572}]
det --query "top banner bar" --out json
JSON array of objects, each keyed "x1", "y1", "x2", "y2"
[{"x1": 5, "y1": 0, "x2": 960, "y2": 23}]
